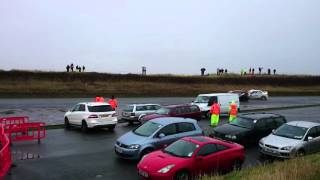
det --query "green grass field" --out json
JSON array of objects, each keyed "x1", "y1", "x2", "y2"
[{"x1": 0, "y1": 70, "x2": 319, "y2": 97}]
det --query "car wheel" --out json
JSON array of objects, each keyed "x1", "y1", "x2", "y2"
[
  {"x1": 296, "y1": 149, "x2": 305, "y2": 157},
  {"x1": 64, "y1": 118, "x2": 70, "y2": 129},
  {"x1": 81, "y1": 121, "x2": 88, "y2": 133},
  {"x1": 232, "y1": 159, "x2": 242, "y2": 171},
  {"x1": 174, "y1": 170, "x2": 190, "y2": 180},
  {"x1": 261, "y1": 96, "x2": 267, "y2": 101},
  {"x1": 109, "y1": 125, "x2": 116, "y2": 131}
]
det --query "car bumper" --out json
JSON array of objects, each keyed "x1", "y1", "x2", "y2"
[
  {"x1": 121, "y1": 116, "x2": 139, "y2": 122},
  {"x1": 259, "y1": 145, "x2": 293, "y2": 158},
  {"x1": 87, "y1": 118, "x2": 118, "y2": 128},
  {"x1": 137, "y1": 167, "x2": 174, "y2": 180},
  {"x1": 114, "y1": 144, "x2": 140, "y2": 160}
]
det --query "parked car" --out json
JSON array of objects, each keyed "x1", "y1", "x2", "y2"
[
  {"x1": 259, "y1": 121, "x2": 320, "y2": 158},
  {"x1": 139, "y1": 104, "x2": 202, "y2": 123},
  {"x1": 114, "y1": 117, "x2": 203, "y2": 160},
  {"x1": 210, "y1": 113, "x2": 286, "y2": 145},
  {"x1": 228, "y1": 90, "x2": 249, "y2": 102},
  {"x1": 121, "y1": 104, "x2": 161, "y2": 124},
  {"x1": 192, "y1": 93, "x2": 240, "y2": 118},
  {"x1": 137, "y1": 136, "x2": 245, "y2": 180},
  {"x1": 64, "y1": 102, "x2": 118, "y2": 132},
  {"x1": 248, "y1": 89, "x2": 268, "y2": 100}
]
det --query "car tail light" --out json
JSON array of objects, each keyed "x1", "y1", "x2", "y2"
[
  {"x1": 112, "y1": 113, "x2": 118, "y2": 117},
  {"x1": 130, "y1": 112, "x2": 135, "y2": 116},
  {"x1": 88, "y1": 114, "x2": 98, "y2": 118}
]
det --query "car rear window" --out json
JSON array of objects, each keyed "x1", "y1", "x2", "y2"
[
  {"x1": 88, "y1": 105, "x2": 113, "y2": 112},
  {"x1": 123, "y1": 106, "x2": 134, "y2": 112}
]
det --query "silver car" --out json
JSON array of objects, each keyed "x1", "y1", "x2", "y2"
[
  {"x1": 121, "y1": 104, "x2": 161, "y2": 124},
  {"x1": 259, "y1": 121, "x2": 320, "y2": 158}
]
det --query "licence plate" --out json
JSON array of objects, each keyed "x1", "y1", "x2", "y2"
[
  {"x1": 139, "y1": 169, "x2": 149, "y2": 178},
  {"x1": 265, "y1": 148, "x2": 276, "y2": 154},
  {"x1": 100, "y1": 114, "x2": 110, "y2": 118},
  {"x1": 115, "y1": 146, "x2": 123, "y2": 153}
]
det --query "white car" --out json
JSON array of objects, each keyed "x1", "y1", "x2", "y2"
[
  {"x1": 64, "y1": 102, "x2": 118, "y2": 132},
  {"x1": 248, "y1": 89, "x2": 268, "y2": 100}
]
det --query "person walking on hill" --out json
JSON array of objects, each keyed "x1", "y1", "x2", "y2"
[
  {"x1": 108, "y1": 95, "x2": 118, "y2": 110},
  {"x1": 71, "y1": 63, "x2": 74, "y2": 72},
  {"x1": 210, "y1": 102, "x2": 220, "y2": 127},
  {"x1": 229, "y1": 101, "x2": 238, "y2": 122},
  {"x1": 83, "y1": 65, "x2": 86, "y2": 72},
  {"x1": 66, "y1": 65, "x2": 70, "y2": 72},
  {"x1": 273, "y1": 69, "x2": 276, "y2": 75}
]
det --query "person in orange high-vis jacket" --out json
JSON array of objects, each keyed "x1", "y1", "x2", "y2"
[
  {"x1": 108, "y1": 95, "x2": 118, "y2": 110},
  {"x1": 95, "y1": 96, "x2": 104, "y2": 102},
  {"x1": 210, "y1": 102, "x2": 220, "y2": 127},
  {"x1": 229, "y1": 101, "x2": 238, "y2": 122}
]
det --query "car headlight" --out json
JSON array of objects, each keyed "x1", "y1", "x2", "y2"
[
  {"x1": 158, "y1": 164, "x2": 175, "y2": 174},
  {"x1": 128, "y1": 144, "x2": 141, "y2": 149},
  {"x1": 225, "y1": 134, "x2": 237, "y2": 140},
  {"x1": 259, "y1": 140, "x2": 264, "y2": 147},
  {"x1": 281, "y1": 146, "x2": 293, "y2": 151}
]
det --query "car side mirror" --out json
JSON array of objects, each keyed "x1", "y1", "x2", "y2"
[
  {"x1": 308, "y1": 136, "x2": 313, "y2": 141},
  {"x1": 272, "y1": 129, "x2": 275, "y2": 134},
  {"x1": 158, "y1": 133, "x2": 165, "y2": 138}
]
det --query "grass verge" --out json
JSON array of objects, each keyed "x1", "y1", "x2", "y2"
[{"x1": 202, "y1": 153, "x2": 320, "y2": 180}]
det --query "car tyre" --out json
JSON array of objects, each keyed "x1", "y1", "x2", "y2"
[
  {"x1": 232, "y1": 159, "x2": 242, "y2": 171},
  {"x1": 64, "y1": 118, "x2": 70, "y2": 129},
  {"x1": 296, "y1": 149, "x2": 305, "y2": 157},
  {"x1": 81, "y1": 121, "x2": 88, "y2": 133},
  {"x1": 174, "y1": 170, "x2": 190, "y2": 180},
  {"x1": 261, "y1": 96, "x2": 267, "y2": 101}
]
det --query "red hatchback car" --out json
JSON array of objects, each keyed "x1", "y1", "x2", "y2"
[
  {"x1": 139, "y1": 104, "x2": 202, "y2": 123},
  {"x1": 137, "y1": 136, "x2": 244, "y2": 180}
]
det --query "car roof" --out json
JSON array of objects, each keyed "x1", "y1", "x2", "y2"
[
  {"x1": 239, "y1": 113, "x2": 282, "y2": 120},
  {"x1": 127, "y1": 104, "x2": 160, "y2": 106},
  {"x1": 79, "y1": 102, "x2": 111, "y2": 106},
  {"x1": 287, "y1": 121, "x2": 320, "y2": 128},
  {"x1": 162, "y1": 104, "x2": 194, "y2": 108},
  {"x1": 198, "y1": 93, "x2": 236, "y2": 96},
  {"x1": 150, "y1": 117, "x2": 196, "y2": 126}
]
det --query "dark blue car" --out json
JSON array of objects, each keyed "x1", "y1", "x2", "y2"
[{"x1": 114, "y1": 117, "x2": 203, "y2": 160}]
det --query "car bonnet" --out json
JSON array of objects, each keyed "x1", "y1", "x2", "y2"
[
  {"x1": 263, "y1": 134, "x2": 302, "y2": 148},
  {"x1": 117, "y1": 131, "x2": 148, "y2": 146}
]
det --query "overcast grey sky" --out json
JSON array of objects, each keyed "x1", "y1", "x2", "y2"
[{"x1": 0, "y1": 0, "x2": 319, "y2": 75}]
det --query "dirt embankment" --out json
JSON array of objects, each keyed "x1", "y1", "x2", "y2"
[{"x1": 0, "y1": 71, "x2": 320, "y2": 97}]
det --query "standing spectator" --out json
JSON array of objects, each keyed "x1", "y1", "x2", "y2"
[
  {"x1": 259, "y1": 67, "x2": 262, "y2": 75},
  {"x1": 108, "y1": 95, "x2": 118, "y2": 110},
  {"x1": 71, "y1": 63, "x2": 74, "y2": 72},
  {"x1": 268, "y1": 68, "x2": 271, "y2": 75},
  {"x1": 273, "y1": 69, "x2": 276, "y2": 75},
  {"x1": 252, "y1": 68, "x2": 255, "y2": 75},
  {"x1": 225, "y1": 69, "x2": 227, "y2": 74},
  {"x1": 83, "y1": 66, "x2": 85, "y2": 72},
  {"x1": 249, "y1": 68, "x2": 252, "y2": 75},
  {"x1": 217, "y1": 68, "x2": 220, "y2": 76},
  {"x1": 201, "y1": 68, "x2": 206, "y2": 76},
  {"x1": 66, "y1": 65, "x2": 70, "y2": 72}
]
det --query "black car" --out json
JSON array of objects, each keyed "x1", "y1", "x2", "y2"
[
  {"x1": 228, "y1": 90, "x2": 249, "y2": 102},
  {"x1": 209, "y1": 113, "x2": 287, "y2": 145}
]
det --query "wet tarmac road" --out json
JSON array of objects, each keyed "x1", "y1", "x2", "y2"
[
  {"x1": 1, "y1": 96, "x2": 320, "y2": 125},
  {"x1": 5, "y1": 106, "x2": 320, "y2": 180}
]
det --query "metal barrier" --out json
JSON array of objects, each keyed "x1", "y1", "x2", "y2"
[
  {"x1": 0, "y1": 117, "x2": 46, "y2": 144},
  {"x1": 0, "y1": 124, "x2": 12, "y2": 179}
]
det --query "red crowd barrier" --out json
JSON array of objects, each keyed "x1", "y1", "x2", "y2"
[
  {"x1": 0, "y1": 117, "x2": 46, "y2": 144},
  {"x1": 0, "y1": 124, "x2": 12, "y2": 179}
]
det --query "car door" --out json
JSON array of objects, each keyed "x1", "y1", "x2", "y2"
[
  {"x1": 152, "y1": 123, "x2": 178, "y2": 149},
  {"x1": 176, "y1": 122, "x2": 199, "y2": 139},
  {"x1": 174, "y1": 107, "x2": 185, "y2": 118},
  {"x1": 68, "y1": 104, "x2": 80, "y2": 124},
  {"x1": 194, "y1": 144, "x2": 221, "y2": 174},
  {"x1": 253, "y1": 119, "x2": 270, "y2": 143},
  {"x1": 304, "y1": 127, "x2": 320, "y2": 154},
  {"x1": 74, "y1": 104, "x2": 86, "y2": 125}
]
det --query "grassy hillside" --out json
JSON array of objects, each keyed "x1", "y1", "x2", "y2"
[
  {"x1": 202, "y1": 153, "x2": 320, "y2": 180},
  {"x1": 0, "y1": 70, "x2": 320, "y2": 97}
]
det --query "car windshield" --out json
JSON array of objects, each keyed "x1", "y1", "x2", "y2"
[
  {"x1": 273, "y1": 124, "x2": 308, "y2": 140},
  {"x1": 156, "y1": 108, "x2": 170, "y2": 115},
  {"x1": 194, "y1": 96, "x2": 209, "y2": 103},
  {"x1": 163, "y1": 139, "x2": 199, "y2": 158},
  {"x1": 230, "y1": 117, "x2": 254, "y2": 129},
  {"x1": 123, "y1": 106, "x2": 134, "y2": 112},
  {"x1": 133, "y1": 121, "x2": 162, "y2": 137},
  {"x1": 88, "y1": 105, "x2": 113, "y2": 112}
]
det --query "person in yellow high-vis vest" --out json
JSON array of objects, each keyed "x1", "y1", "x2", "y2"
[
  {"x1": 229, "y1": 101, "x2": 238, "y2": 122},
  {"x1": 210, "y1": 102, "x2": 220, "y2": 127}
]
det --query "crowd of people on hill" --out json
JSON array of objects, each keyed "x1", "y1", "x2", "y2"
[
  {"x1": 66, "y1": 63, "x2": 85, "y2": 72},
  {"x1": 240, "y1": 67, "x2": 277, "y2": 76}
]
